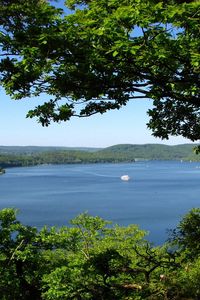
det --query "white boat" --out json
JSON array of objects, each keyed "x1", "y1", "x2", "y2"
[{"x1": 121, "y1": 175, "x2": 130, "y2": 181}]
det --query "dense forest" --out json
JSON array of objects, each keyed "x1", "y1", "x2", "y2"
[
  {"x1": 1, "y1": 207, "x2": 200, "y2": 300},
  {"x1": 0, "y1": 144, "x2": 199, "y2": 168}
]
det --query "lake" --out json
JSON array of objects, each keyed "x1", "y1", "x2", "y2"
[{"x1": 0, "y1": 161, "x2": 200, "y2": 244}]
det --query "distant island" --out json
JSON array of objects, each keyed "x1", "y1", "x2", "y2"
[{"x1": 0, "y1": 144, "x2": 199, "y2": 168}]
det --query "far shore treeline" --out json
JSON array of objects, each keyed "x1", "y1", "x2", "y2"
[{"x1": 0, "y1": 144, "x2": 199, "y2": 168}]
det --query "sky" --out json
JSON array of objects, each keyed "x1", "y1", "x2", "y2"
[
  {"x1": 0, "y1": 1, "x2": 194, "y2": 148},
  {"x1": 0, "y1": 88, "x2": 193, "y2": 148}
]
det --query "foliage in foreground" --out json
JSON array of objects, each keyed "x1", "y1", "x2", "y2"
[
  {"x1": 0, "y1": 208, "x2": 200, "y2": 299},
  {"x1": 0, "y1": 0, "x2": 200, "y2": 141}
]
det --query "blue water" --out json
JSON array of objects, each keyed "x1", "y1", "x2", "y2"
[{"x1": 0, "y1": 161, "x2": 200, "y2": 244}]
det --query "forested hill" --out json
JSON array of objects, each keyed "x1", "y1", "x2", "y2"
[
  {"x1": 0, "y1": 144, "x2": 199, "y2": 168},
  {"x1": 100, "y1": 144, "x2": 198, "y2": 161}
]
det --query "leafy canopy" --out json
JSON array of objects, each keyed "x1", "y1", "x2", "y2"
[{"x1": 0, "y1": 0, "x2": 199, "y2": 140}]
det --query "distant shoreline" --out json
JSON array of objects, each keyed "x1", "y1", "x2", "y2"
[{"x1": 0, "y1": 144, "x2": 199, "y2": 169}]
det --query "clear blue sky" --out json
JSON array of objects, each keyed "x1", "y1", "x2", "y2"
[
  {"x1": 0, "y1": 1, "x2": 194, "y2": 148},
  {"x1": 0, "y1": 88, "x2": 193, "y2": 147}
]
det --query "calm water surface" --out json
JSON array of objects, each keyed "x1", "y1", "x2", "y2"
[{"x1": 0, "y1": 161, "x2": 200, "y2": 244}]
